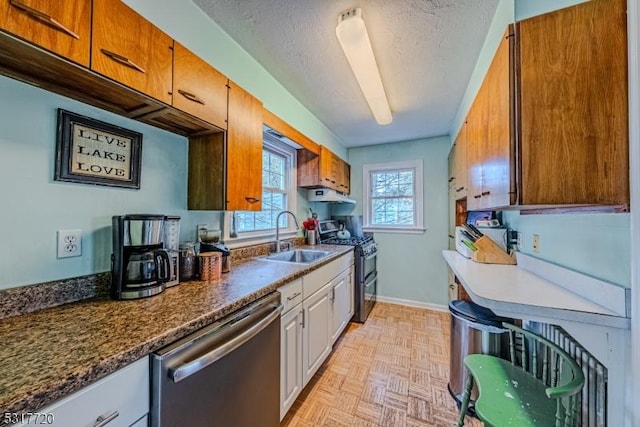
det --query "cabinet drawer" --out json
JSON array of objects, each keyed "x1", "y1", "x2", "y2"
[
  {"x1": 173, "y1": 42, "x2": 228, "y2": 130},
  {"x1": 91, "y1": 0, "x2": 173, "y2": 104},
  {"x1": 0, "y1": 0, "x2": 91, "y2": 67},
  {"x1": 279, "y1": 278, "x2": 302, "y2": 314},
  {"x1": 303, "y1": 252, "x2": 353, "y2": 298},
  {"x1": 29, "y1": 357, "x2": 149, "y2": 427}
]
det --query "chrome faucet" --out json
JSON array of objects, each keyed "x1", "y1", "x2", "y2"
[{"x1": 275, "y1": 210, "x2": 300, "y2": 252}]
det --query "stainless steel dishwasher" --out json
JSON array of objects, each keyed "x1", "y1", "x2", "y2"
[{"x1": 151, "y1": 292, "x2": 282, "y2": 427}]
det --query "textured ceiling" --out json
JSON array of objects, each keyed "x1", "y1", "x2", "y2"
[{"x1": 193, "y1": 0, "x2": 499, "y2": 147}]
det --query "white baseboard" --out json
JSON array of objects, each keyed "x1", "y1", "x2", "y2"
[{"x1": 376, "y1": 295, "x2": 448, "y2": 313}]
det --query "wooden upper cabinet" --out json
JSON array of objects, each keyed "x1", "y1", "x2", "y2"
[
  {"x1": 466, "y1": 97, "x2": 487, "y2": 211},
  {"x1": 451, "y1": 121, "x2": 468, "y2": 200},
  {"x1": 0, "y1": 0, "x2": 91, "y2": 66},
  {"x1": 91, "y1": 0, "x2": 173, "y2": 104},
  {"x1": 448, "y1": 142, "x2": 456, "y2": 187},
  {"x1": 516, "y1": 0, "x2": 628, "y2": 206},
  {"x1": 298, "y1": 146, "x2": 351, "y2": 193},
  {"x1": 319, "y1": 146, "x2": 336, "y2": 189},
  {"x1": 341, "y1": 160, "x2": 351, "y2": 194},
  {"x1": 464, "y1": 0, "x2": 627, "y2": 211},
  {"x1": 226, "y1": 80, "x2": 263, "y2": 211},
  {"x1": 173, "y1": 42, "x2": 228, "y2": 130},
  {"x1": 482, "y1": 26, "x2": 514, "y2": 209},
  {"x1": 466, "y1": 27, "x2": 513, "y2": 211}
]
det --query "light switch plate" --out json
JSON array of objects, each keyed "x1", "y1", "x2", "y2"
[{"x1": 57, "y1": 229, "x2": 82, "y2": 258}]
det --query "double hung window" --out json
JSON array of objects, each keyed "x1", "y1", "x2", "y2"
[{"x1": 363, "y1": 160, "x2": 424, "y2": 233}]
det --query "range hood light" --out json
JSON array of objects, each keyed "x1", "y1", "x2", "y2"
[{"x1": 308, "y1": 188, "x2": 356, "y2": 204}]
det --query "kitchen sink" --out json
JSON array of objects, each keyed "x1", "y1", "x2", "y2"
[{"x1": 260, "y1": 249, "x2": 332, "y2": 264}]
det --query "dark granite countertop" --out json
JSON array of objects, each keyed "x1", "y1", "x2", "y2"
[{"x1": 0, "y1": 244, "x2": 353, "y2": 418}]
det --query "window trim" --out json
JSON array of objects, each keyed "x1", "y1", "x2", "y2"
[
  {"x1": 362, "y1": 160, "x2": 425, "y2": 233},
  {"x1": 222, "y1": 135, "x2": 298, "y2": 245}
]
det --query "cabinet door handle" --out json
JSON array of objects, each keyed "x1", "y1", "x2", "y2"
[
  {"x1": 455, "y1": 187, "x2": 464, "y2": 192},
  {"x1": 178, "y1": 89, "x2": 205, "y2": 105},
  {"x1": 473, "y1": 194, "x2": 482, "y2": 199},
  {"x1": 300, "y1": 309, "x2": 305, "y2": 328},
  {"x1": 448, "y1": 177, "x2": 454, "y2": 183},
  {"x1": 100, "y1": 49, "x2": 146, "y2": 74},
  {"x1": 93, "y1": 411, "x2": 119, "y2": 427},
  {"x1": 481, "y1": 191, "x2": 491, "y2": 196},
  {"x1": 245, "y1": 196, "x2": 260, "y2": 203},
  {"x1": 10, "y1": 0, "x2": 80, "y2": 39},
  {"x1": 331, "y1": 287, "x2": 336, "y2": 302},
  {"x1": 287, "y1": 292, "x2": 301, "y2": 301}
]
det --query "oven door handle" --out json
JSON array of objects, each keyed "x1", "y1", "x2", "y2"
[
  {"x1": 364, "y1": 271, "x2": 377, "y2": 288},
  {"x1": 169, "y1": 303, "x2": 283, "y2": 383},
  {"x1": 363, "y1": 251, "x2": 377, "y2": 261}
]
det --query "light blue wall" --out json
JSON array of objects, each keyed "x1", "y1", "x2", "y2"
[
  {"x1": 452, "y1": 0, "x2": 630, "y2": 289},
  {"x1": 514, "y1": 0, "x2": 588, "y2": 21},
  {"x1": 450, "y1": 0, "x2": 515, "y2": 140},
  {"x1": 123, "y1": 0, "x2": 346, "y2": 159},
  {"x1": 0, "y1": 76, "x2": 222, "y2": 288},
  {"x1": 504, "y1": 212, "x2": 630, "y2": 287},
  {"x1": 333, "y1": 137, "x2": 451, "y2": 307}
]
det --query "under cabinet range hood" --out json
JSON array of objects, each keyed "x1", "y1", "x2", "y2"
[{"x1": 307, "y1": 188, "x2": 356, "y2": 204}]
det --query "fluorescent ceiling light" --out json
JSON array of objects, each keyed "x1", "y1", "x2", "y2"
[{"x1": 336, "y1": 8, "x2": 392, "y2": 126}]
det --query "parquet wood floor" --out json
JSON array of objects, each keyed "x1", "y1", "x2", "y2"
[{"x1": 281, "y1": 302, "x2": 483, "y2": 427}]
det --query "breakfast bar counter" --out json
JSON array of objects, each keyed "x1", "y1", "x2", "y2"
[{"x1": 442, "y1": 250, "x2": 630, "y2": 329}]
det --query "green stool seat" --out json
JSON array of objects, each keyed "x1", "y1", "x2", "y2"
[
  {"x1": 457, "y1": 323, "x2": 585, "y2": 427},
  {"x1": 465, "y1": 354, "x2": 557, "y2": 426}
]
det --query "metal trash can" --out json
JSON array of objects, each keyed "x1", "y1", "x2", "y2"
[{"x1": 448, "y1": 300, "x2": 513, "y2": 410}]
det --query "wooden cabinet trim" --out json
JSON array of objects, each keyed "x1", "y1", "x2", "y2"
[{"x1": 263, "y1": 108, "x2": 320, "y2": 155}]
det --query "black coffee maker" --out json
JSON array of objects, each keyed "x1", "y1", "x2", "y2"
[{"x1": 111, "y1": 214, "x2": 171, "y2": 300}]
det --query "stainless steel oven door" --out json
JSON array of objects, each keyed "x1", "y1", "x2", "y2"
[
  {"x1": 354, "y1": 268, "x2": 377, "y2": 323},
  {"x1": 360, "y1": 251, "x2": 376, "y2": 282},
  {"x1": 363, "y1": 271, "x2": 377, "y2": 320}
]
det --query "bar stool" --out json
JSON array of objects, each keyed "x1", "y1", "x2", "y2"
[{"x1": 457, "y1": 322, "x2": 585, "y2": 427}]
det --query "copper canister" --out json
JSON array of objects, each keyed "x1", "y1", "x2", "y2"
[{"x1": 198, "y1": 252, "x2": 221, "y2": 281}]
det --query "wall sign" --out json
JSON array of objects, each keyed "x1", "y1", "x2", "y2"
[{"x1": 55, "y1": 109, "x2": 142, "y2": 189}]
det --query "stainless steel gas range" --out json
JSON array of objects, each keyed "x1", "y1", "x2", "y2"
[{"x1": 318, "y1": 217, "x2": 377, "y2": 323}]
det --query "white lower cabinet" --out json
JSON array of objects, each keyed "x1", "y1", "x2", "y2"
[
  {"x1": 330, "y1": 267, "x2": 353, "y2": 344},
  {"x1": 302, "y1": 282, "x2": 333, "y2": 386},
  {"x1": 280, "y1": 301, "x2": 304, "y2": 420},
  {"x1": 16, "y1": 357, "x2": 149, "y2": 427},
  {"x1": 279, "y1": 252, "x2": 355, "y2": 420}
]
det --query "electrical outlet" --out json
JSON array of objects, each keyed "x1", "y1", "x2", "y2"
[
  {"x1": 57, "y1": 229, "x2": 82, "y2": 258},
  {"x1": 532, "y1": 234, "x2": 540, "y2": 253}
]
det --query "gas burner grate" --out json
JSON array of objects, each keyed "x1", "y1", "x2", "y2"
[{"x1": 321, "y1": 236, "x2": 374, "y2": 246}]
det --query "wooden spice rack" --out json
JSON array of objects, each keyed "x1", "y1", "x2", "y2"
[{"x1": 471, "y1": 236, "x2": 517, "y2": 265}]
